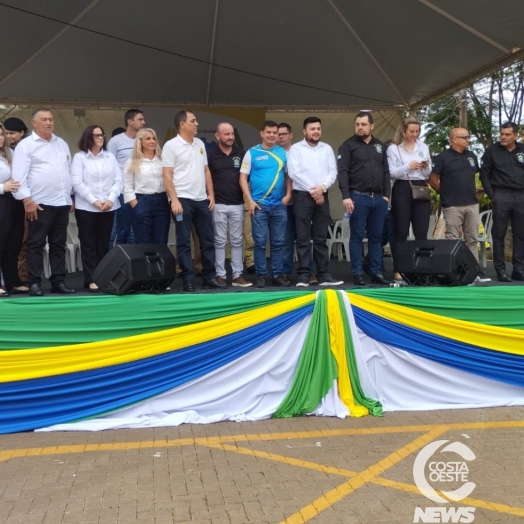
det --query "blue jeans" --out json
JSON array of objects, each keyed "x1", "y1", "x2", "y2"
[
  {"x1": 282, "y1": 205, "x2": 296, "y2": 275},
  {"x1": 349, "y1": 191, "x2": 388, "y2": 275},
  {"x1": 130, "y1": 193, "x2": 170, "y2": 245},
  {"x1": 251, "y1": 203, "x2": 287, "y2": 277},
  {"x1": 109, "y1": 194, "x2": 136, "y2": 248},
  {"x1": 175, "y1": 198, "x2": 216, "y2": 282}
]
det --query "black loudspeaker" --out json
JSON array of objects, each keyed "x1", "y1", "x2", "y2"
[
  {"x1": 396, "y1": 239, "x2": 480, "y2": 286},
  {"x1": 93, "y1": 244, "x2": 176, "y2": 295}
]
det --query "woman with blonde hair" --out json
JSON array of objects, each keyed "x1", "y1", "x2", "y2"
[
  {"x1": 0, "y1": 124, "x2": 26, "y2": 296},
  {"x1": 387, "y1": 115, "x2": 432, "y2": 280},
  {"x1": 123, "y1": 128, "x2": 170, "y2": 244}
]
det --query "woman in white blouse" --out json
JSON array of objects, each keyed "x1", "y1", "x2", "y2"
[
  {"x1": 71, "y1": 125, "x2": 122, "y2": 292},
  {"x1": 123, "y1": 128, "x2": 170, "y2": 245},
  {"x1": 0, "y1": 124, "x2": 26, "y2": 297},
  {"x1": 387, "y1": 116, "x2": 432, "y2": 279}
]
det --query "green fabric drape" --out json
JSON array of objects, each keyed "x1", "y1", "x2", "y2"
[
  {"x1": 336, "y1": 292, "x2": 382, "y2": 416},
  {"x1": 273, "y1": 291, "x2": 338, "y2": 418},
  {"x1": 351, "y1": 287, "x2": 524, "y2": 329},
  {"x1": 0, "y1": 292, "x2": 313, "y2": 349}
]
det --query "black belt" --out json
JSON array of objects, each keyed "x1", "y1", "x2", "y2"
[
  {"x1": 292, "y1": 190, "x2": 311, "y2": 194},
  {"x1": 494, "y1": 188, "x2": 524, "y2": 193},
  {"x1": 351, "y1": 190, "x2": 382, "y2": 197}
]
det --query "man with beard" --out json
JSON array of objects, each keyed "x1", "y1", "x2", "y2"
[
  {"x1": 287, "y1": 116, "x2": 342, "y2": 287},
  {"x1": 337, "y1": 112, "x2": 391, "y2": 286},
  {"x1": 207, "y1": 122, "x2": 251, "y2": 287},
  {"x1": 480, "y1": 121, "x2": 524, "y2": 282}
]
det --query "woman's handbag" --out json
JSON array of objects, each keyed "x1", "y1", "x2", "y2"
[{"x1": 408, "y1": 178, "x2": 431, "y2": 201}]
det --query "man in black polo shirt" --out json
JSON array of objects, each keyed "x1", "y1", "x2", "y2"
[
  {"x1": 337, "y1": 112, "x2": 391, "y2": 286},
  {"x1": 429, "y1": 128, "x2": 490, "y2": 282},
  {"x1": 480, "y1": 122, "x2": 524, "y2": 282},
  {"x1": 208, "y1": 122, "x2": 252, "y2": 287}
]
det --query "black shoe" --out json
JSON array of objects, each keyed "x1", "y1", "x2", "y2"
[
  {"x1": 0, "y1": 288, "x2": 10, "y2": 298},
  {"x1": 318, "y1": 274, "x2": 344, "y2": 286},
  {"x1": 182, "y1": 280, "x2": 195, "y2": 292},
  {"x1": 511, "y1": 271, "x2": 524, "y2": 281},
  {"x1": 362, "y1": 257, "x2": 373, "y2": 277},
  {"x1": 371, "y1": 273, "x2": 391, "y2": 285},
  {"x1": 353, "y1": 274, "x2": 366, "y2": 286},
  {"x1": 203, "y1": 278, "x2": 227, "y2": 289},
  {"x1": 273, "y1": 275, "x2": 291, "y2": 287},
  {"x1": 29, "y1": 283, "x2": 43, "y2": 296},
  {"x1": 256, "y1": 276, "x2": 266, "y2": 288},
  {"x1": 296, "y1": 275, "x2": 310, "y2": 288},
  {"x1": 497, "y1": 272, "x2": 512, "y2": 283},
  {"x1": 246, "y1": 265, "x2": 256, "y2": 274},
  {"x1": 51, "y1": 282, "x2": 76, "y2": 294}
]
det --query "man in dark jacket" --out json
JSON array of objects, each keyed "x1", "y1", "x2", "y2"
[
  {"x1": 480, "y1": 122, "x2": 524, "y2": 282},
  {"x1": 337, "y1": 112, "x2": 391, "y2": 285}
]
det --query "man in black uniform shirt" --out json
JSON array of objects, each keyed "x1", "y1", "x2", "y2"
[
  {"x1": 429, "y1": 128, "x2": 490, "y2": 282},
  {"x1": 207, "y1": 122, "x2": 252, "y2": 287},
  {"x1": 480, "y1": 122, "x2": 524, "y2": 282},
  {"x1": 337, "y1": 112, "x2": 391, "y2": 286}
]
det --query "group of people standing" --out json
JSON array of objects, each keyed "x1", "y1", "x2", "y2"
[{"x1": 1, "y1": 106, "x2": 523, "y2": 297}]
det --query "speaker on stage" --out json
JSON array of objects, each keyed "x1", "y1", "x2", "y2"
[
  {"x1": 93, "y1": 244, "x2": 176, "y2": 295},
  {"x1": 396, "y1": 239, "x2": 480, "y2": 286}
]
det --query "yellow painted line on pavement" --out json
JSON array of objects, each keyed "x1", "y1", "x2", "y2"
[
  {"x1": 374, "y1": 478, "x2": 524, "y2": 518},
  {"x1": 279, "y1": 428, "x2": 447, "y2": 524},
  {"x1": 205, "y1": 442, "x2": 358, "y2": 477},
  {"x1": 2, "y1": 419, "x2": 524, "y2": 465}
]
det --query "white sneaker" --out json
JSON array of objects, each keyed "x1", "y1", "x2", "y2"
[{"x1": 475, "y1": 272, "x2": 491, "y2": 282}]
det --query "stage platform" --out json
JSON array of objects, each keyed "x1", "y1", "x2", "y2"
[
  {"x1": 18, "y1": 257, "x2": 524, "y2": 296},
  {"x1": 2, "y1": 273, "x2": 524, "y2": 435}
]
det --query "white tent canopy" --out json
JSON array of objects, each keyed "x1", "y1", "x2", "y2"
[{"x1": 0, "y1": 0, "x2": 523, "y2": 110}]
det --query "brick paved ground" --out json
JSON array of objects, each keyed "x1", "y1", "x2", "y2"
[{"x1": 1, "y1": 407, "x2": 524, "y2": 524}]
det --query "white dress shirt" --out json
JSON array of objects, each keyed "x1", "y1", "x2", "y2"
[
  {"x1": 123, "y1": 156, "x2": 165, "y2": 203},
  {"x1": 287, "y1": 139, "x2": 337, "y2": 191},
  {"x1": 387, "y1": 140, "x2": 432, "y2": 181},
  {"x1": 0, "y1": 156, "x2": 11, "y2": 195},
  {"x1": 161, "y1": 135, "x2": 208, "y2": 201},
  {"x1": 71, "y1": 150, "x2": 122, "y2": 212},
  {"x1": 12, "y1": 131, "x2": 72, "y2": 205}
]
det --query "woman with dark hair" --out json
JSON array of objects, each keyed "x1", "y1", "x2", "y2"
[
  {"x1": 387, "y1": 115, "x2": 432, "y2": 281},
  {"x1": 71, "y1": 125, "x2": 122, "y2": 292},
  {"x1": 0, "y1": 124, "x2": 26, "y2": 296},
  {"x1": 123, "y1": 128, "x2": 170, "y2": 244}
]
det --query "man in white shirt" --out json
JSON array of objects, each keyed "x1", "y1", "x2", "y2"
[
  {"x1": 106, "y1": 109, "x2": 145, "y2": 245},
  {"x1": 162, "y1": 110, "x2": 225, "y2": 292},
  {"x1": 12, "y1": 108, "x2": 75, "y2": 296},
  {"x1": 287, "y1": 117, "x2": 343, "y2": 287}
]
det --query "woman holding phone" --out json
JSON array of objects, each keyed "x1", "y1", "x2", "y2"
[{"x1": 387, "y1": 115, "x2": 432, "y2": 281}]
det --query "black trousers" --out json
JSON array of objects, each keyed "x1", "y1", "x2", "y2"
[
  {"x1": 27, "y1": 205, "x2": 69, "y2": 284},
  {"x1": 491, "y1": 189, "x2": 524, "y2": 274},
  {"x1": 75, "y1": 209, "x2": 115, "y2": 285},
  {"x1": 0, "y1": 194, "x2": 24, "y2": 290},
  {"x1": 293, "y1": 191, "x2": 331, "y2": 278},
  {"x1": 391, "y1": 180, "x2": 431, "y2": 271}
]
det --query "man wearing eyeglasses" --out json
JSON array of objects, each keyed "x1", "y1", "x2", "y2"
[
  {"x1": 480, "y1": 121, "x2": 524, "y2": 282},
  {"x1": 429, "y1": 128, "x2": 490, "y2": 282}
]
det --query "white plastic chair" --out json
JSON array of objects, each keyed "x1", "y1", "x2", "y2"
[
  {"x1": 66, "y1": 222, "x2": 82, "y2": 271},
  {"x1": 329, "y1": 219, "x2": 350, "y2": 261},
  {"x1": 477, "y1": 210, "x2": 493, "y2": 268}
]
